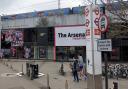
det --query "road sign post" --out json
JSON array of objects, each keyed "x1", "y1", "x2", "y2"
[
  {"x1": 85, "y1": 4, "x2": 102, "y2": 89},
  {"x1": 97, "y1": 39, "x2": 112, "y2": 89},
  {"x1": 98, "y1": 11, "x2": 110, "y2": 89}
]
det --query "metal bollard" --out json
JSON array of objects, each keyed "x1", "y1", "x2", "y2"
[
  {"x1": 21, "y1": 64, "x2": 24, "y2": 75},
  {"x1": 30, "y1": 67, "x2": 33, "y2": 80},
  {"x1": 26, "y1": 63, "x2": 30, "y2": 76},
  {"x1": 65, "y1": 80, "x2": 68, "y2": 89},
  {"x1": 47, "y1": 74, "x2": 50, "y2": 89},
  {"x1": 6, "y1": 63, "x2": 8, "y2": 67},
  {"x1": 10, "y1": 65, "x2": 13, "y2": 69},
  {"x1": 113, "y1": 82, "x2": 118, "y2": 89}
]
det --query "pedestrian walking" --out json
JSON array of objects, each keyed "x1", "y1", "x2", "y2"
[
  {"x1": 72, "y1": 57, "x2": 79, "y2": 82},
  {"x1": 78, "y1": 54, "x2": 84, "y2": 79},
  {"x1": 0, "y1": 50, "x2": 3, "y2": 59}
]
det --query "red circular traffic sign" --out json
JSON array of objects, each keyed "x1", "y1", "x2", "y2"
[{"x1": 98, "y1": 14, "x2": 109, "y2": 33}]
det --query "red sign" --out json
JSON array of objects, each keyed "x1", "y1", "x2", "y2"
[
  {"x1": 94, "y1": 18, "x2": 99, "y2": 26},
  {"x1": 98, "y1": 14, "x2": 109, "y2": 33},
  {"x1": 85, "y1": 19, "x2": 90, "y2": 27},
  {"x1": 86, "y1": 29, "x2": 90, "y2": 36},
  {"x1": 94, "y1": 7, "x2": 99, "y2": 15},
  {"x1": 94, "y1": 29, "x2": 101, "y2": 35},
  {"x1": 85, "y1": 8, "x2": 89, "y2": 16}
]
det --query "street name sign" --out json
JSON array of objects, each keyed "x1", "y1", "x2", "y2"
[{"x1": 97, "y1": 39, "x2": 112, "y2": 51}]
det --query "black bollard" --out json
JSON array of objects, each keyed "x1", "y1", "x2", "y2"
[
  {"x1": 59, "y1": 63, "x2": 64, "y2": 75},
  {"x1": 30, "y1": 66, "x2": 33, "y2": 80},
  {"x1": 26, "y1": 63, "x2": 30, "y2": 76},
  {"x1": 47, "y1": 74, "x2": 51, "y2": 89},
  {"x1": 35, "y1": 64, "x2": 39, "y2": 78},
  {"x1": 65, "y1": 80, "x2": 68, "y2": 89},
  {"x1": 113, "y1": 82, "x2": 118, "y2": 89}
]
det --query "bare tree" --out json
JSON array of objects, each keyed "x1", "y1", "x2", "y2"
[
  {"x1": 36, "y1": 16, "x2": 49, "y2": 27},
  {"x1": 100, "y1": 0, "x2": 128, "y2": 38},
  {"x1": 83, "y1": 0, "x2": 128, "y2": 38}
]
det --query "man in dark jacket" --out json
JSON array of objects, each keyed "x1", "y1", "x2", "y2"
[{"x1": 72, "y1": 59, "x2": 79, "y2": 82}]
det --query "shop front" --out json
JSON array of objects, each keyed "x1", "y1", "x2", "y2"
[
  {"x1": 24, "y1": 27, "x2": 54, "y2": 60},
  {"x1": 54, "y1": 25, "x2": 86, "y2": 62},
  {"x1": 56, "y1": 46, "x2": 86, "y2": 62},
  {"x1": 1, "y1": 29, "x2": 24, "y2": 59},
  {"x1": 1, "y1": 27, "x2": 54, "y2": 60}
]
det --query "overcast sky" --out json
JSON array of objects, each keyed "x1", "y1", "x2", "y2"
[
  {"x1": 1, "y1": 0, "x2": 127, "y2": 15},
  {"x1": 0, "y1": 0, "x2": 87, "y2": 15}
]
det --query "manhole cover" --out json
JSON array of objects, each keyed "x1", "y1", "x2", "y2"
[
  {"x1": 9, "y1": 86, "x2": 25, "y2": 89},
  {"x1": 1, "y1": 72, "x2": 23, "y2": 77}
]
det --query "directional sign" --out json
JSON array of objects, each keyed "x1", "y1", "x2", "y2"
[
  {"x1": 94, "y1": 18, "x2": 99, "y2": 26},
  {"x1": 86, "y1": 29, "x2": 90, "y2": 36},
  {"x1": 85, "y1": 8, "x2": 89, "y2": 16},
  {"x1": 97, "y1": 39, "x2": 112, "y2": 51},
  {"x1": 98, "y1": 14, "x2": 109, "y2": 33},
  {"x1": 85, "y1": 19, "x2": 90, "y2": 27},
  {"x1": 94, "y1": 7, "x2": 99, "y2": 15}
]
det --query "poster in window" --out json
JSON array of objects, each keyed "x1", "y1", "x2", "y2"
[
  {"x1": 11, "y1": 31, "x2": 23, "y2": 46},
  {"x1": 39, "y1": 47, "x2": 47, "y2": 58},
  {"x1": 11, "y1": 47, "x2": 17, "y2": 57},
  {"x1": 24, "y1": 47, "x2": 31, "y2": 59},
  {"x1": 1, "y1": 30, "x2": 24, "y2": 47}
]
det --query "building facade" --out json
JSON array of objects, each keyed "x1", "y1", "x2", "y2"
[{"x1": 0, "y1": 6, "x2": 128, "y2": 61}]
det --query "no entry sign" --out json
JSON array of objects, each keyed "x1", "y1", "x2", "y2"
[{"x1": 98, "y1": 14, "x2": 109, "y2": 33}]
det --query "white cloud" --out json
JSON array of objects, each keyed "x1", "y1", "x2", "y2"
[{"x1": 0, "y1": 0, "x2": 85, "y2": 15}]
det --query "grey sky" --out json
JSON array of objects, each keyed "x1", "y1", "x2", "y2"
[{"x1": 0, "y1": 0, "x2": 85, "y2": 15}]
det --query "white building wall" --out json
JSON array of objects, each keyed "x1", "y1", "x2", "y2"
[
  {"x1": 1, "y1": 9, "x2": 128, "y2": 29},
  {"x1": 1, "y1": 14, "x2": 85, "y2": 29}
]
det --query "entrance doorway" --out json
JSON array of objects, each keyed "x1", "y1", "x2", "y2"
[{"x1": 56, "y1": 46, "x2": 86, "y2": 62}]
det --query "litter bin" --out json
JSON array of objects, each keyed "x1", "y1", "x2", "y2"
[
  {"x1": 26, "y1": 62, "x2": 39, "y2": 80},
  {"x1": 26, "y1": 63, "x2": 30, "y2": 76},
  {"x1": 32, "y1": 64, "x2": 38, "y2": 78}
]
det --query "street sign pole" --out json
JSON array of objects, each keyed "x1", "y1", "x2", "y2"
[
  {"x1": 104, "y1": 52, "x2": 108, "y2": 89},
  {"x1": 86, "y1": 1, "x2": 102, "y2": 89},
  {"x1": 90, "y1": 4, "x2": 95, "y2": 89},
  {"x1": 99, "y1": 6, "x2": 109, "y2": 89}
]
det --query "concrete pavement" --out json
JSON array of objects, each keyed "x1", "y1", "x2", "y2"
[
  {"x1": 0, "y1": 61, "x2": 42, "y2": 89},
  {"x1": 0, "y1": 59, "x2": 128, "y2": 89}
]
